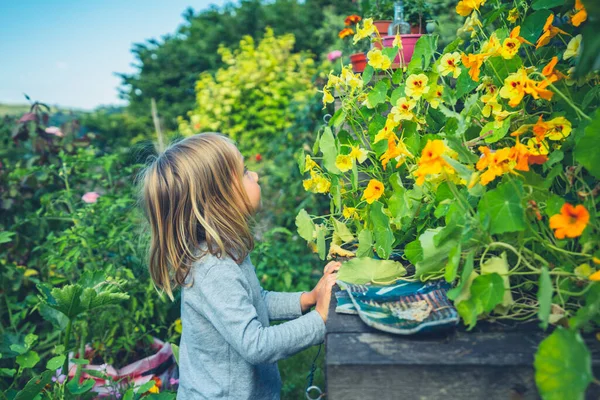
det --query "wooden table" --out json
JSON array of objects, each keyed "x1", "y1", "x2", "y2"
[{"x1": 325, "y1": 286, "x2": 600, "y2": 400}]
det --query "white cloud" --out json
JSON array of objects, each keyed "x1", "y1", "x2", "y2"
[{"x1": 55, "y1": 61, "x2": 68, "y2": 70}]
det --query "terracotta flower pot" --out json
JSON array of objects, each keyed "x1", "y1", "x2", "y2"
[
  {"x1": 350, "y1": 52, "x2": 367, "y2": 73},
  {"x1": 373, "y1": 20, "x2": 392, "y2": 35},
  {"x1": 382, "y1": 34, "x2": 423, "y2": 66}
]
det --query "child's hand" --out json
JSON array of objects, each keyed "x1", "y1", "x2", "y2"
[
  {"x1": 313, "y1": 261, "x2": 341, "y2": 323},
  {"x1": 301, "y1": 261, "x2": 341, "y2": 312}
]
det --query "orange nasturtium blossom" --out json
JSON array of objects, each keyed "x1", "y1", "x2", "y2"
[
  {"x1": 345, "y1": 15, "x2": 362, "y2": 26},
  {"x1": 510, "y1": 139, "x2": 547, "y2": 172},
  {"x1": 362, "y1": 179, "x2": 385, "y2": 204},
  {"x1": 462, "y1": 52, "x2": 488, "y2": 82},
  {"x1": 476, "y1": 146, "x2": 513, "y2": 185},
  {"x1": 536, "y1": 14, "x2": 567, "y2": 49},
  {"x1": 549, "y1": 203, "x2": 590, "y2": 239},
  {"x1": 589, "y1": 270, "x2": 600, "y2": 281},
  {"x1": 572, "y1": 0, "x2": 587, "y2": 27},
  {"x1": 380, "y1": 134, "x2": 413, "y2": 170},
  {"x1": 413, "y1": 140, "x2": 454, "y2": 185},
  {"x1": 339, "y1": 28, "x2": 354, "y2": 39},
  {"x1": 541, "y1": 56, "x2": 565, "y2": 83}
]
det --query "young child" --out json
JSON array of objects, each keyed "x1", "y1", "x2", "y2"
[{"x1": 141, "y1": 133, "x2": 339, "y2": 399}]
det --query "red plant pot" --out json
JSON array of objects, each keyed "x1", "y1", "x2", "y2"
[
  {"x1": 350, "y1": 52, "x2": 367, "y2": 73},
  {"x1": 381, "y1": 34, "x2": 423, "y2": 66},
  {"x1": 373, "y1": 20, "x2": 392, "y2": 35}
]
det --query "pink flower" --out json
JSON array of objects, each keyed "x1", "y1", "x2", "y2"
[
  {"x1": 328, "y1": 50, "x2": 343, "y2": 62},
  {"x1": 82, "y1": 192, "x2": 100, "y2": 204},
  {"x1": 45, "y1": 126, "x2": 64, "y2": 137},
  {"x1": 52, "y1": 368, "x2": 67, "y2": 384},
  {"x1": 170, "y1": 378, "x2": 179, "y2": 386}
]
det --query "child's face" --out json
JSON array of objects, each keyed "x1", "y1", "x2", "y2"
[{"x1": 240, "y1": 155, "x2": 261, "y2": 213}]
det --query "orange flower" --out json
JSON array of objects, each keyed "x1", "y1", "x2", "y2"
[
  {"x1": 476, "y1": 146, "x2": 513, "y2": 185},
  {"x1": 549, "y1": 203, "x2": 589, "y2": 239},
  {"x1": 510, "y1": 140, "x2": 547, "y2": 171},
  {"x1": 541, "y1": 56, "x2": 565, "y2": 83},
  {"x1": 362, "y1": 179, "x2": 385, "y2": 204},
  {"x1": 345, "y1": 15, "x2": 362, "y2": 26},
  {"x1": 413, "y1": 140, "x2": 454, "y2": 185},
  {"x1": 339, "y1": 28, "x2": 354, "y2": 39},
  {"x1": 572, "y1": 0, "x2": 587, "y2": 27},
  {"x1": 380, "y1": 134, "x2": 413, "y2": 170},
  {"x1": 462, "y1": 53, "x2": 487, "y2": 82},
  {"x1": 536, "y1": 14, "x2": 567, "y2": 49}
]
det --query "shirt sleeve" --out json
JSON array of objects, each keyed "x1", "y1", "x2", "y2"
[
  {"x1": 260, "y1": 288, "x2": 305, "y2": 320},
  {"x1": 196, "y1": 260, "x2": 326, "y2": 365}
]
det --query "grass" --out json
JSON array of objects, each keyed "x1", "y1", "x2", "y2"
[{"x1": 0, "y1": 103, "x2": 30, "y2": 116}]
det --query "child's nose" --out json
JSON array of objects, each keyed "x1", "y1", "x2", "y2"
[{"x1": 252, "y1": 171, "x2": 259, "y2": 182}]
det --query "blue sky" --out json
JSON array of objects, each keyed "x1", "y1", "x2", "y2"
[{"x1": 0, "y1": 0, "x2": 228, "y2": 110}]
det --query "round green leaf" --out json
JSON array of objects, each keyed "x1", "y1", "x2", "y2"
[
  {"x1": 534, "y1": 327, "x2": 592, "y2": 400},
  {"x1": 478, "y1": 180, "x2": 526, "y2": 235},
  {"x1": 46, "y1": 355, "x2": 66, "y2": 371},
  {"x1": 16, "y1": 351, "x2": 40, "y2": 369},
  {"x1": 337, "y1": 257, "x2": 406, "y2": 285},
  {"x1": 470, "y1": 273, "x2": 504, "y2": 313},
  {"x1": 295, "y1": 209, "x2": 315, "y2": 242},
  {"x1": 575, "y1": 110, "x2": 600, "y2": 179}
]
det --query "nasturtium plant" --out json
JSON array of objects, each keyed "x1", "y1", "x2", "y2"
[{"x1": 298, "y1": 1, "x2": 600, "y2": 397}]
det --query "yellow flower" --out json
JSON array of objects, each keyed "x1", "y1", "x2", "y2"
[
  {"x1": 424, "y1": 85, "x2": 444, "y2": 109},
  {"x1": 413, "y1": 140, "x2": 455, "y2": 185},
  {"x1": 322, "y1": 87, "x2": 334, "y2": 107},
  {"x1": 546, "y1": 117, "x2": 572, "y2": 141},
  {"x1": 341, "y1": 67, "x2": 363, "y2": 90},
  {"x1": 456, "y1": 0, "x2": 486, "y2": 17},
  {"x1": 389, "y1": 97, "x2": 416, "y2": 122},
  {"x1": 353, "y1": 18, "x2": 376, "y2": 44},
  {"x1": 507, "y1": 8, "x2": 520, "y2": 23},
  {"x1": 571, "y1": 0, "x2": 587, "y2": 27},
  {"x1": 527, "y1": 137, "x2": 549, "y2": 156},
  {"x1": 564, "y1": 34, "x2": 582, "y2": 60},
  {"x1": 315, "y1": 176, "x2": 331, "y2": 194},
  {"x1": 438, "y1": 52, "x2": 462, "y2": 78},
  {"x1": 147, "y1": 382, "x2": 160, "y2": 394},
  {"x1": 362, "y1": 179, "x2": 385, "y2": 204},
  {"x1": 349, "y1": 145, "x2": 368, "y2": 163},
  {"x1": 304, "y1": 154, "x2": 318, "y2": 172},
  {"x1": 374, "y1": 118, "x2": 399, "y2": 143},
  {"x1": 393, "y1": 34, "x2": 403, "y2": 49},
  {"x1": 501, "y1": 38, "x2": 521, "y2": 59},
  {"x1": 499, "y1": 68, "x2": 529, "y2": 107},
  {"x1": 380, "y1": 134, "x2": 413, "y2": 170},
  {"x1": 367, "y1": 48, "x2": 392, "y2": 70},
  {"x1": 476, "y1": 146, "x2": 514, "y2": 185},
  {"x1": 303, "y1": 170, "x2": 331, "y2": 194},
  {"x1": 481, "y1": 92, "x2": 502, "y2": 118},
  {"x1": 343, "y1": 206, "x2": 359, "y2": 219},
  {"x1": 405, "y1": 74, "x2": 430, "y2": 99},
  {"x1": 481, "y1": 33, "x2": 501, "y2": 55},
  {"x1": 335, "y1": 154, "x2": 353, "y2": 172}
]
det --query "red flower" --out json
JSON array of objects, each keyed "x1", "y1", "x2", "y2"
[
  {"x1": 255, "y1": 154, "x2": 262, "y2": 162},
  {"x1": 345, "y1": 15, "x2": 362, "y2": 26}
]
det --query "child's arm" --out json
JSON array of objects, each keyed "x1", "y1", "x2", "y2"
[
  {"x1": 195, "y1": 260, "x2": 326, "y2": 365},
  {"x1": 259, "y1": 288, "x2": 313, "y2": 320}
]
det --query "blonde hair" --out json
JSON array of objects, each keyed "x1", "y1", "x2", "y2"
[{"x1": 140, "y1": 133, "x2": 255, "y2": 299}]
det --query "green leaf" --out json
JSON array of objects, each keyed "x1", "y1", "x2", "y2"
[
  {"x1": 362, "y1": 65, "x2": 374, "y2": 85},
  {"x1": 357, "y1": 229, "x2": 374, "y2": 258},
  {"x1": 330, "y1": 108, "x2": 346, "y2": 128},
  {"x1": 0, "y1": 368, "x2": 16, "y2": 377},
  {"x1": 14, "y1": 370, "x2": 54, "y2": 400},
  {"x1": 521, "y1": 10, "x2": 553, "y2": 44},
  {"x1": 0, "y1": 231, "x2": 15, "y2": 244},
  {"x1": 444, "y1": 244, "x2": 461, "y2": 283},
  {"x1": 488, "y1": 55, "x2": 523, "y2": 84},
  {"x1": 332, "y1": 219, "x2": 354, "y2": 243},
  {"x1": 480, "y1": 253, "x2": 514, "y2": 309},
  {"x1": 403, "y1": 239, "x2": 422, "y2": 265},
  {"x1": 16, "y1": 351, "x2": 40, "y2": 369},
  {"x1": 46, "y1": 355, "x2": 66, "y2": 371},
  {"x1": 538, "y1": 266, "x2": 553, "y2": 330},
  {"x1": 370, "y1": 201, "x2": 394, "y2": 259},
  {"x1": 470, "y1": 273, "x2": 504, "y2": 313},
  {"x1": 136, "y1": 380, "x2": 157, "y2": 394},
  {"x1": 70, "y1": 358, "x2": 89, "y2": 365},
  {"x1": 532, "y1": 0, "x2": 564, "y2": 9},
  {"x1": 171, "y1": 343, "x2": 180, "y2": 365},
  {"x1": 456, "y1": 298, "x2": 482, "y2": 330},
  {"x1": 478, "y1": 180, "x2": 526, "y2": 235},
  {"x1": 295, "y1": 209, "x2": 315, "y2": 242},
  {"x1": 67, "y1": 378, "x2": 96, "y2": 395},
  {"x1": 575, "y1": 110, "x2": 600, "y2": 179},
  {"x1": 337, "y1": 257, "x2": 406, "y2": 285},
  {"x1": 573, "y1": 24, "x2": 600, "y2": 79},
  {"x1": 317, "y1": 225, "x2": 326, "y2": 261},
  {"x1": 482, "y1": 117, "x2": 511, "y2": 144},
  {"x1": 534, "y1": 327, "x2": 592, "y2": 400},
  {"x1": 569, "y1": 284, "x2": 600, "y2": 330},
  {"x1": 408, "y1": 35, "x2": 438, "y2": 74},
  {"x1": 455, "y1": 70, "x2": 478, "y2": 99},
  {"x1": 320, "y1": 127, "x2": 341, "y2": 174},
  {"x1": 123, "y1": 389, "x2": 135, "y2": 400},
  {"x1": 390, "y1": 87, "x2": 404, "y2": 106},
  {"x1": 367, "y1": 81, "x2": 388, "y2": 108},
  {"x1": 448, "y1": 251, "x2": 475, "y2": 301},
  {"x1": 415, "y1": 228, "x2": 459, "y2": 279}
]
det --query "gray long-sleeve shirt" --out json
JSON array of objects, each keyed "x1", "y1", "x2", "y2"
[{"x1": 177, "y1": 251, "x2": 326, "y2": 399}]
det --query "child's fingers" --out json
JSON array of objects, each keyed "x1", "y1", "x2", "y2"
[{"x1": 323, "y1": 261, "x2": 342, "y2": 274}]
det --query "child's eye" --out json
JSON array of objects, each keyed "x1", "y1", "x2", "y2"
[{"x1": 243, "y1": 166, "x2": 248, "y2": 175}]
